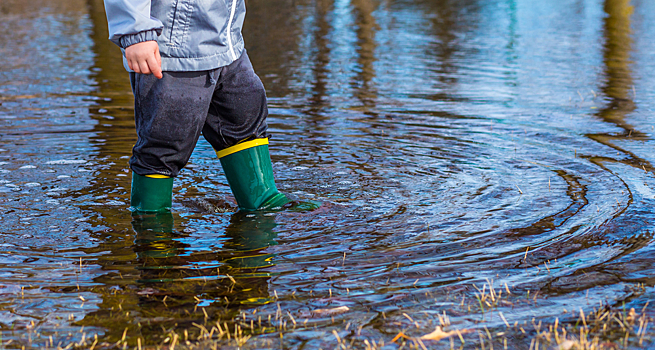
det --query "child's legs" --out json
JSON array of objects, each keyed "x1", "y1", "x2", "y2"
[
  {"x1": 130, "y1": 71, "x2": 216, "y2": 176},
  {"x1": 202, "y1": 50, "x2": 269, "y2": 150}
]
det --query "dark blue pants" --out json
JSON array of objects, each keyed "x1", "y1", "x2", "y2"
[{"x1": 129, "y1": 50, "x2": 268, "y2": 177}]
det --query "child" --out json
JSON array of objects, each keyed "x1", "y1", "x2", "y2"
[{"x1": 103, "y1": 0, "x2": 289, "y2": 212}]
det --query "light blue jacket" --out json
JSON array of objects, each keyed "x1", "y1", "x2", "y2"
[{"x1": 104, "y1": 0, "x2": 245, "y2": 72}]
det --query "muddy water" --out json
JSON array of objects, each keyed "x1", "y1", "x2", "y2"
[{"x1": 1, "y1": 0, "x2": 654, "y2": 348}]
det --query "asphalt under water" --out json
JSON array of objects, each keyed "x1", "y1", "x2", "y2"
[{"x1": 1, "y1": 0, "x2": 654, "y2": 348}]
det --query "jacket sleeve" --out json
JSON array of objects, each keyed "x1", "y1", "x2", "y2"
[{"x1": 103, "y1": 0, "x2": 164, "y2": 48}]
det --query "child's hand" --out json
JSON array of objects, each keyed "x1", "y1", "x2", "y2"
[{"x1": 125, "y1": 41, "x2": 163, "y2": 79}]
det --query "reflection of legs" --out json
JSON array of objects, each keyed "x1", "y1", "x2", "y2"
[
  {"x1": 202, "y1": 51, "x2": 288, "y2": 210},
  {"x1": 129, "y1": 71, "x2": 215, "y2": 212},
  {"x1": 130, "y1": 211, "x2": 275, "y2": 306},
  {"x1": 222, "y1": 211, "x2": 278, "y2": 305}
]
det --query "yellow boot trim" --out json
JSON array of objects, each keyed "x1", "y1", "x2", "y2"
[
  {"x1": 145, "y1": 174, "x2": 171, "y2": 179},
  {"x1": 216, "y1": 138, "x2": 269, "y2": 159}
]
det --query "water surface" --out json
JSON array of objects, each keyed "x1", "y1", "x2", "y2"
[{"x1": 1, "y1": 0, "x2": 654, "y2": 348}]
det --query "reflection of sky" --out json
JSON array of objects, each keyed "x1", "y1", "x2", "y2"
[
  {"x1": 374, "y1": 1, "x2": 440, "y2": 102},
  {"x1": 327, "y1": 0, "x2": 358, "y2": 97}
]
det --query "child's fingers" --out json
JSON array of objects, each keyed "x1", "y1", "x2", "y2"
[
  {"x1": 155, "y1": 47, "x2": 162, "y2": 68},
  {"x1": 147, "y1": 55, "x2": 163, "y2": 79},
  {"x1": 127, "y1": 56, "x2": 136, "y2": 72},
  {"x1": 138, "y1": 61, "x2": 151, "y2": 75},
  {"x1": 130, "y1": 59, "x2": 141, "y2": 73},
  {"x1": 125, "y1": 41, "x2": 161, "y2": 77}
]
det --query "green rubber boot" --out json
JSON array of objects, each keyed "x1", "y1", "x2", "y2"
[
  {"x1": 130, "y1": 173, "x2": 174, "y2": 212},
  {"x1": 216, "y1": 138, "x2": 289, "y2": 211}
]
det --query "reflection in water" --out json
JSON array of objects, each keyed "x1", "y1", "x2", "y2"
[
  {"x1": 587, "y1": 0, "x2": 640, "y2": 154},
  {"x1": 562, "y1": 0, "x2": 655, "y2": 293},
  {"x1": 601, "y1": 0, "x2": 635, "y2": 111},
  {"x1": 79, "y1": 212, "x2": 278, "y2": 345},
  {"x1": 351, "y1": 0, "x2": 378, "y2": 108},
  {"x1": 309, "y1": 0, "x2": 333, "y2": 114},
  {"x1": 425, "y1": 0, "x2": 478, "y2": 89}
]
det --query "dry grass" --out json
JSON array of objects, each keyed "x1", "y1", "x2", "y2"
[
  {"x1": 2, "y1": 281, "x2": 652, "y2": 350},
  {"x1": 531, "y1": 301, "x2": 651, "y2": 350}
]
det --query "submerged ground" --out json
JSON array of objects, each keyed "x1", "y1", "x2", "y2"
[{"x1": 0, "y1": 0, "x2": 654, "y2": 348}]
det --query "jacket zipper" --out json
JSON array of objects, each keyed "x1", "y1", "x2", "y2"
[{"x1": 169, "y1": 0, "x2": 180, "y2": 44}]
